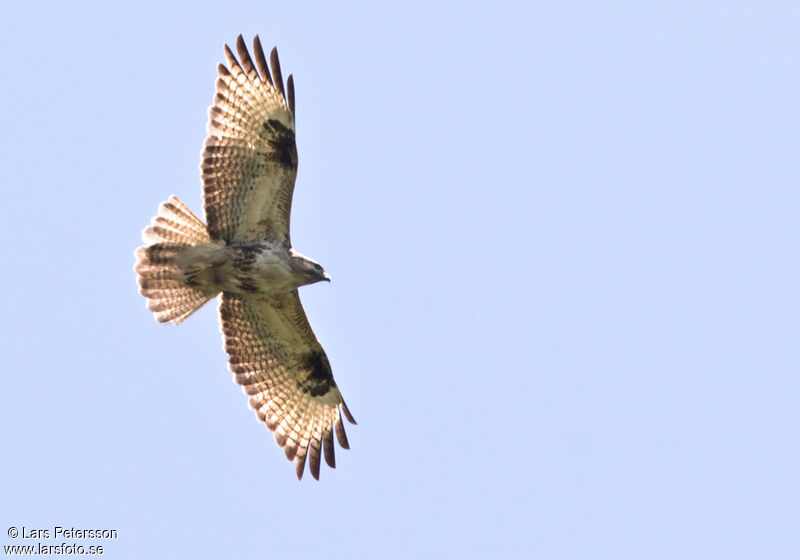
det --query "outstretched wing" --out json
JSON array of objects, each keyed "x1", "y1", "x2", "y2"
[
  {"x1": 219, "y1": 292, "x2": 356, "y2": 480},
  {"x1": 202, "y1": 35, "x2": 298, "y2": 245}
]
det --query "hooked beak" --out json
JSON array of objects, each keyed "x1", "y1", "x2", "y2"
[{"x1": 322, "y1": 272, "x2": 331, "y2": 282}]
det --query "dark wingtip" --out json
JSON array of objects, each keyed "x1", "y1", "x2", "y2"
[
  {"x1": 341, "y1": 402, "x2": 357, "y2": 425},
  {"x1": 252, "y1": 35, "x2": 272, "y2": 85},
  {"x1": 334, "y1": 415, "x2": 350, "y2": 449},
  {"x1": 222, "y1": 43, "x2": 238, "y2": 69},
  {"x1": 295, "y1": 453, "x2": 307, "y2": 480},
  {"x1": 287, "y1": 74, "x2": 295, "y2": 115},
  {"x1": 309, "y1": 440, "x2": 321, "y2": 480},
  {"x1": 270, "y1": 46, "x2": 286, "y2": 101},
  {"x1": 323, "y1": 429, "x2": 335, "y2": 468},
  {"x1": 235, "y1": 34, "x2": 258, "y2": 79}
]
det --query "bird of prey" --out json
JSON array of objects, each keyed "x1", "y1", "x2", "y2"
[{"x1": 134, "y1": 35, "x2": 355, "y2": 480}]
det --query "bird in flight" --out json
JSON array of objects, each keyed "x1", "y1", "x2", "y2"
[{"x1": 134, "y1": 35, "x2": 355, "y2": 480}]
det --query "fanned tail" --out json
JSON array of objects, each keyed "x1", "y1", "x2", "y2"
[{"x1": 134, "y1": 196, "x2": 218, "y2": 325}]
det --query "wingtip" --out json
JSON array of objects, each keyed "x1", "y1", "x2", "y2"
[
  {"x1": 287, "y1": 74, "x2": 295, "y2": 115},
  {"x1": 341, "y1": 402, "x2": 357, "y2": 425},
  {"x1": 308, "y1": 440, "x2": 321, "y2": 480},
  {"x1": 323, "y1": 429, "x2": 336, "y2": 469},
  {"x1": 295, "y1": 452, "x2": 307, "y2": 480},
  {"x1": 222, "y1": 42, "x2": 238, "y2": 69},
  {"x1": 252, "y1": 35, "x2": 272, "y2": 85},
  {"x1": 269, "y1": 46, "x2": 286, "y2": 100},
  {"x1": 234, "y1": 35, "x2": 247, "y2": 61},
  {"x1": 334, "y1": 415, "x2": 350, "y2": 449}
]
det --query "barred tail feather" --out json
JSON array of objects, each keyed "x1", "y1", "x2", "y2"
[
  {"x1": 142, "y1": 195, "x2": 210, "y2": 245},
  {"x1": 134, "y1": 196, "x2": 218, "y2": 325}
]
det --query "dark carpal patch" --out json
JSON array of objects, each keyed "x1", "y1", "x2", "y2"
[
  {"x1": 298, "y1": 350, "x2": 335, "y2": 397},
  {"x1": 262, "y1": 119, "x2": 297, "y2": 169}
]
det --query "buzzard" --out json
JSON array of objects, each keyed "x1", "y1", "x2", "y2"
[{"x1": 134, "y1": 35, "x2": 355, "y2": 480}]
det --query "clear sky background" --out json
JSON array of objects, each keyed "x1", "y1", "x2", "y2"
[{"x1": 2, "y1": 1, "x2": 798, "y2": 558}]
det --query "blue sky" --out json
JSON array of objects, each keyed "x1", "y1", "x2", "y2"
[{"x1": 2, "y1": 1, "x2": 799, "y2": 558}]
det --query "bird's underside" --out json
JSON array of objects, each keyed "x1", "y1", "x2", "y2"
[{"x1": 134, "y1": 35, "x2": 355, "y2": 480}]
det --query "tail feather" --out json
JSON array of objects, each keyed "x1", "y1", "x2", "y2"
[
  {"x1": 135, "y1": 196, "x2": 218, "y2": 325},
  {"x1": 143, "y1": 196, "x2": 210, "y2": 245}
]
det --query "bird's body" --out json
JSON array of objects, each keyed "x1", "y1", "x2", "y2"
[
  {"x1": 169, "y1": 240, "x2": 325, "y2": 296},
  {"x1": 134, "y1": 36, "x2": 354, "y2": 480}
]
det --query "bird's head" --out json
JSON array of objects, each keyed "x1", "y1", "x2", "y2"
[{"x1": 289, "y1": 250, "x2": 330, "y2": 286}]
